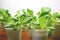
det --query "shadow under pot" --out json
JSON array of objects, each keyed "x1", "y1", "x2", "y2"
[
  {"x1": 31, "y1": 30, "x2": 48, "y2": 40},
  {"x1": 52, "y1": 24, "x2": 60, "y2": 39},
  {"x1": 5, "y1": 28, "x2": 22, "y2": 40}
]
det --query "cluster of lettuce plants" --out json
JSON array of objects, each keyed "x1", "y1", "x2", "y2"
[{"x1": 0, "y1": 7, "x2": 60, "y2": 31}]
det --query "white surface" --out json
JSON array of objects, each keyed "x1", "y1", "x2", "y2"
[{"x1": 0, "y1": 0, "x2": 60, "y2": 16}]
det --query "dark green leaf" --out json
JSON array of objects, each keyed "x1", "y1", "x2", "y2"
[
  {"x1": 19, "y1": 14, "x2": 27, "y2": 24},
  {"x1": 39, "y1": 7, "x2": 51, "y2": 17}
]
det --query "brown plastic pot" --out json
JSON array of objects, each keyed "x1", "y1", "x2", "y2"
[
  {"x1": 0, "y1": 27, "x2": 8, "y2": 40},
  {"x1": 52, "y1": 24, "x2": 60, "y2": 39},
  {"x1": 22, "y1": 30, "x2": 31, "y2": 40}
]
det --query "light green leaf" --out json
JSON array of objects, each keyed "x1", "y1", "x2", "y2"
[
  {"x1": 39, "y1": 17, "x2": 48, "y2": 30},
  {"x1": 27, "y1": 9, "x2": 33, "y2": 17}
]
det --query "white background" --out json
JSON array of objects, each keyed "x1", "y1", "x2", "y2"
[{"x1": 0, "y1": 0, "x2": 60, "y2": 16}]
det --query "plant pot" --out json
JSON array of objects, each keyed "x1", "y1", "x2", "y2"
[
  {"x1": 22, "y1": 30, "x2": 31, "y2": 40},
  {"x1": 5, "y1": 29, "x2": 22, "y2": 40},
  {"x1": 31, "y1": 30, "x2": 48, "y2": 40},
  {"x1": 52, "y1": 24, "x2": 60, "y2": 39},
  {"x1": 0, "y1": 22, "x2": 7, "y2": 36},
  {"x1": 0, "y1": 23, "x2": 8, "y2": 40}
]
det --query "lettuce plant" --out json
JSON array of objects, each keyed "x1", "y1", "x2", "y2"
[
  {"x1": 31, "y1": 7, "x2": 57, "y2": 30},
  {"x1": 14, "y1": 9, "x2": 33, "y2": 30},
  {"x1": 22, "y1": 9, "x2": 36, "y2": 30},
  {"x1": 0, "y1": 9, "x2": 12, "y2": 29}
]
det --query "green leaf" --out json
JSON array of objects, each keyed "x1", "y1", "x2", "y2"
[
  {"x1": 22, "y1": 9, "x2": 27, "y2": 14},
  {"x1": 23, "y1": 17, "x2": 32, "y2": 24},
  {"x1": 15, "y1": 10, "x2": 21, "y2": 19},
  {"x1": 27, "y1": 9, "x2": 33, "y2": 17},
  {"x1": 40, "y1": 7, "x2": 51, "y2": 17},
  {"x1": 39, "y1": 17, "x2": 47, "y2": 30},
  {"x1": 53, "y1": 12, "x2": 59, "y2": 18},
  {"x1": 41, "y1": 7, "x2": 51, "y2": 13},
  {"x1": 53, "y1": 12, "x2": 60, "y2": 19},
  {"x1": 57, "y1": 15, "x2": 60, "y2": 19},
  {"x1": 19, "y1": 14, "x2": 27, "y2": 24},
  {"x1": 0, "y1": 9, "x2": 11, "y2": 22}
]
